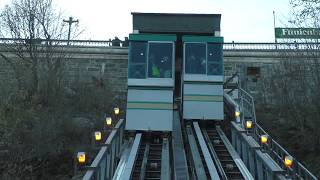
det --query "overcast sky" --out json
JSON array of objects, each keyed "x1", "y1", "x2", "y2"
[{"x1": 0, "y1": 0, "x2": 293, "y2": 42}]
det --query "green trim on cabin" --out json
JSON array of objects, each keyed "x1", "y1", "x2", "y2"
[
  {"x1": 184, "y1": 94, "x2": 223, "y2": 102},
  {"x1": 128, "y1": 86, "x2": 174, "y2": 90},
  {"x1": 129, "y1": 34, "x2": 177, "y2": 41},
  {"x1": 182, "y1": 36, "x2": 224, "y2": 43},
  {"x1": 127, "y1": 108, "x2": 172, "y2": 110},
  {"x1": 127, "y1": 101, "x2": 173, "y2": 110},
  {"x1": 184, "y1": 81, "x2": 223, "y2": 85},
  {"x1": 128, "y1": 101, "x2": 172, "y2": 104}
]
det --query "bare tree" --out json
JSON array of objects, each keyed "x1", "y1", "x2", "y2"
[
  {"x1": 0, "y1": 0, "x2": 84, "y2": 178},
  {"x1": 0, "y1": 0, "x2": 81, "y2": 104},
  {"x1": 290, "y1": 0, "x2": 320, "y2": 27}
]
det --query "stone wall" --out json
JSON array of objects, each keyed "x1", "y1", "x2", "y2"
[
  {"x1": 62, "y1": 47, "x2": 128, "y2": 95},
  {"x1": 0, "y1": 54, "x2": 17, "y2": 101},
  {"x1": 1, "y1": 45, "x2": 318, "y2": 107},
  {"x1": 0, "y1": 46, "x2": 128, "y2": 104}
]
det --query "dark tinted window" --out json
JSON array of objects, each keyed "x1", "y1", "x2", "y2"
[
  {"x1": 247, "y1": 67, "x2": 260, "y2": 76},
  {"x1": 148, "y1": 43, "x2": 173, "y2": 78},
  {"x1": 207, "y1": 43, "x2": 223, "y2": 75},
  {"x1": 128, "y1": 41, "x2": 147, "y2": 78},
  {"x1": 185, "y1": 43, "x2": 206, "y2": 74}
]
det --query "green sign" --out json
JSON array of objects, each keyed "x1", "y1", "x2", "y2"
[{"x1": 275, "y1": 28, "x2": 320, "y2": 39}]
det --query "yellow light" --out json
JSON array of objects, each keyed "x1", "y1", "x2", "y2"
[
  {"x1": 284, "y1": 155, "x2": 293, "y2": 168},
  {"x1": 77, "y1": 152, "x2": 86, "y2": 164},
  {"x1": 260, "y1": 135, "x2": 268, "y2": 144},
  {"x1": 106, "y1": 117, "x2": 112, "y2": 126},
  {"x1": 245, "y1": 120, "x2": 253, "y2": 129},
  {"x1": 114, "y1": 107, "x2": 120, "y2": 115},
  {"x1": 235, "y1": 111, "x2": 240, "y2": 117},
  {"x1": 95, "y1": 131, "x2": 102, "y2": 141}
]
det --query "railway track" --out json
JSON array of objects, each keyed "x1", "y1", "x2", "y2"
[
  {"x1": 193, "y1": 127, "x2": 213, "y2": 179},
  {"x1": 186, "y1": 121, "x2": 252, "y2": 180},
  {"x1": 205, "y1": 128, "x2": 245, "y2": 180},
  {"x1": 130, "y1": 136, "x2": 164, "y2": 180},
  {"x1": 131, "y1": 141, "x2": 146, "y2": 180},
  {"x1": 118, "y1": 122, "x2": 251, "y2": 180},
  {"x1": 144, "y1": 142, "x2": 162, "y2": 179}
]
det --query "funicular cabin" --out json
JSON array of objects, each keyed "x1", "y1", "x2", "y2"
[
  {"x1": 182, "y1": 36, "x2": 224, "y2": 120},
  {"x1": 126, "y1": 13, "x2": 223, "y2": 132},
  {"x1": 126, "y1": 34, "x2": 176, "y2": 131}
]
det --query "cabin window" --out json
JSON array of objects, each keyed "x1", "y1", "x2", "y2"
[
  {"x1": 247, "y1": 67, "x2": 260, "y2": 77},
  {"x1": 148, "y1": 42, "x2": 173, "y2": 78},
  {"x1": 128, "y1": 41, "x2": 147, "y2": 79},
  {"x1": 185, "y1": 43, "x2": 206, "y2": 74},
  {"x1": 207, "y1": 43, "x2": 223, "y2": 75}
]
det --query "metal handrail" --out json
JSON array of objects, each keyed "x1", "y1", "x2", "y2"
[
  {"x1": 0, "y1": 38, "x2": 127, "y2": 47},
  {"x1": 1, "y1": 38, "x2": 320, "y2": 50},
  {"x1": 224, "y1": 74, "x2": 318, "y2": 180},
  {"x1": 82, "y1": 119, "x2": 125, "y2": 180},
  {"x1": 253, "y1": 123, "x2": 318, "y2": 180},
  {"x1": 238, "y1": 88, "x2": 257, "y2": 130},
  {"x1": 240, "y1": 93, "x2": 317, "y2": 180},
  {"x1": 223, "y1": 42, "x2": 320, "y2": 50}
]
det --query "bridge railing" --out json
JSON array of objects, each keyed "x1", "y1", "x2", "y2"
[
  {"x1": 82, "y1": 119, "x2": 125, "y2": 180},
  {"x1": 1, "y1": 38, "x2": 319, "y2": 50}
]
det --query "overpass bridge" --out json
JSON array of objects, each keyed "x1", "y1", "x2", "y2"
[{"x1": 0, "y1": 39, "x2": 319, "y2": 180}]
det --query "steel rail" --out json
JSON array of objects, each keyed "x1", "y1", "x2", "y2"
[
  {"x1": 193, "y1": 122, "x2": 220, "y2": 180},
  {"x1": 121, "y1": 133, "x2": 142, "y2": 180},
  {"x1": 216, "y1": 126, "x2": 254, "y2": 180}
]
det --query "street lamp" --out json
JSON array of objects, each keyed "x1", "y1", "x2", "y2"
[
  {"x1": 77, "y1": 152, "x2": 86, "y2": 164},
  {"x1": 94, "y1": 131, "x2": 102, "y2": 141},
  {"x1": 260, "y1": 135, "x2": 268, "y2": 145},
  {"x1": 245, "y1": 120, "x2": 253, "y2": 129},
  {"x1": 235, "y1": 111, "x2": 240, "y2": 117},
  {"x1": 114, "y1": 107, "x2": 120, "y2": 115},
  {"x1": 106, "y1": 117, "x2": 112, "y2": 126},
  {"x1": 284, "y1": 155, "x2": 293, "y2": 168}
]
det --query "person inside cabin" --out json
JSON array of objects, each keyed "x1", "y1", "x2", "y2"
[
  {"x1": 149, "y1": 54, "x2": 160, "y2": 78},
  {"x1": 148, "y1": 43, "x2": 173, "y2": 78}
]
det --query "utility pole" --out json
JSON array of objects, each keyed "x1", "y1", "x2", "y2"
[
  {"x1": 63, "y1": 17, "x2": 79, "y2": 45},
  {"x1": 273, "y1": 11, "x2": 277, "y2": 43}
]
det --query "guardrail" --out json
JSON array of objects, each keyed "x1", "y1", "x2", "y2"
[
  {"x1": 254, "y1": 123, "x2": 318, "y2": 180},
  {"x1": 82, "y1": 119, "x2": 125, "y2": 180},
  {"x1": 1, "y1": 38, "x2": 319, "y2": 50},
  {"x1": 0, "y1": 38, "x2": 128, "y2": 47},
  {"x1": 223, "y1": 42, "x2": 320, "y2": 50},
  {"x1": 224, "y1": 74, "x2": 318, "y2": 180},
  {"x1": 238, "y1": 88, "x2": 257, "y2": 126},
  {"x1": 238, "y1": 90, "x2": 318, "y2": 180}
]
